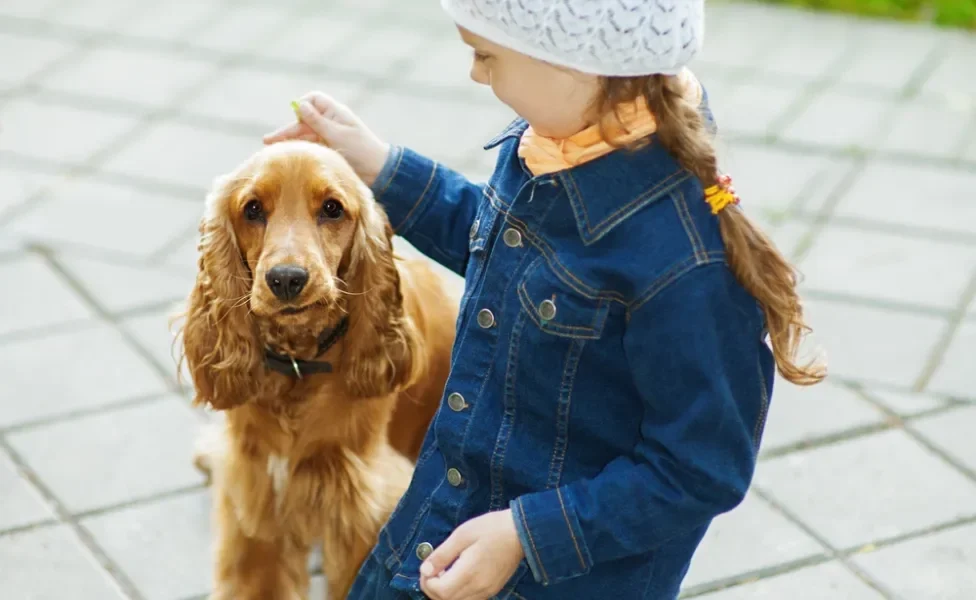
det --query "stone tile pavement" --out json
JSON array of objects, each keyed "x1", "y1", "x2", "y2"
[{"x1": 1, "y1": 0, "x2": 975, "y2": 598}]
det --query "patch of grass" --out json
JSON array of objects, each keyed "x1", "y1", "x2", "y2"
[{"x1": 759, "y1": 0, "x2": 976, "y2": 28}]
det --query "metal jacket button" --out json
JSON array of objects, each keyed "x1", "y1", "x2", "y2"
[
  {"x1": 538, "y1": 298, "x2": 557, "y2": 321},
  {"x1": 447, "y1": 392, "x2": 466, "y2": 411},
  {"x1": 447, "y1": 468, "x2": 463, "y2": 487},
  {"x1": 503, "y1": 228, "x2": 522, "y2": 248},
  {"x1": 416, "y1": 542, "x2": 433, "y2": 560},
  {"x1": 477, "y1": 308, "x2": 495, "y2": 328}
]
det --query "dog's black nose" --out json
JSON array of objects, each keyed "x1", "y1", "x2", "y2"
[{"x1": 265, "y1": 264, "x2": 309, "y2": 301}]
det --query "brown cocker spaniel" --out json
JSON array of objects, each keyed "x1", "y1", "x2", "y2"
[{"x1": 178, "y1": 141, "x2": 458, "y2": 600}]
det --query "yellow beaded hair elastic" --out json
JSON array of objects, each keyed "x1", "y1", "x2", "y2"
[{"x1": 704, "y1": 174, "x2": 740, "y2": 215}]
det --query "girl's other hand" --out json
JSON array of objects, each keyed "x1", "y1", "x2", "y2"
[{"x1": 263, "y1": 91, "x2": 390, "y2": 186}]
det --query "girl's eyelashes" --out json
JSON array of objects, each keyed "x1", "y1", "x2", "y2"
[{"x1": 473, "y1": 50, "x2": 491, "y2": 62}]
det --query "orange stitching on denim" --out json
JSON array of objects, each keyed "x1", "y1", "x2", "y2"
[
  {"x1": 393, "y1": 162, "x2": 439, "y2": 234},
  {"x1": 569, "y1": 169, "x2": 689, "y2": 241},
  {"x1": 556, "y1": 488, "x2": 588, "y2": 571},
  {"x1": 673, "y1": 190, "x2": 706, "y2": 263},
  {"x1": 628, "y1": 252, "x2": 726, "y2": 314},
  {"x1": 517, "y1": 497, "x2": 549, "y2": 585},
  {"x1": 375, "y1": 147, "x2": 404, "y2": 198}
]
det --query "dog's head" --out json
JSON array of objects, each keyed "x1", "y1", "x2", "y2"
[{"x1": 178, "y1": 141, "x2": 422, "y2": 409}]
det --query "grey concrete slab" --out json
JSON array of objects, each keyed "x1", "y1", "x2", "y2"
[
  {"x1": 183, "y1": 4, "x2": 294, "y2": 55},
  {"x1": 251, "y1": 13, "x2": 363, "y2": 64},
  {"x1": 850, "y1": 522, "x2": 976, "y2": 600},
  {"x1": 755, "y1": 429, "x2": 976, "y2": 550},
  {"x1": 0, "y1": 32, "x2": 78, "y2": 88},
  {"x1": 0, "y1": 254, "x2": 94, "y2": 338},
  {"x1": 837, "y1": 21, "x2": 946, "y2": 94},
  {"x1": 0, "y1": 450, "x2": 54, "y2": 532},
  {"x1": 692, "y1": 561, "x2": 884, "y2": 600},
  {"x1": 834, "y1": 160, "x2": 976, "y2": 237},
  {"x1": 6, "y1": 177, "x2": 202, "y2": 258},
  {"x1": 82, "y1": 490, "x2": 212, "y2": 600},
  {"x1": 0, "y1": 525, "x2": 127, "y2": 600},
  {"x1": 760, "y1": 378, "x2": 886, "y2": 454},
  {"x1": 921, "y1": 35, "x2": 976, "y2": 100},
  {"x1": 682, "y1": 491, "x2": 825, "y2": 588},
  {"x1": 42, "y1": 0, "x2": 145, "y2": 34},
  {"x1": 0, "y1": 97, "x2": 139, "y2": 166},
  {"x1": 58, "y1": 255, "x2": 195, "y2": 314},
  {"x1": 0, "y1": 324, "x2": 169, "y2": 428},
  {"x1": 0, "y1": 166, "x2": 56, "y2": 215},
  {"x1": 181, "y1": 65, "x2": 364, "y2": 132},
  {"x1": 38, "y1": 45, "x2": 216, "y2": 110},
  {"x1": 99, "y1": 120, "x2": 259, "y2": 190},
  {"x1": 120, "y1": 307, "x2": 191, "y2": 385},
  {"x1": 910, "y1": 404, "x2": 976, "y2": 473},
  {"x1": 7, "y1": 397, "x2": 205, "y2": 514},
  {"x1": 0, "y1": 0, "x2": 60, "y2": 19},
  {"x1": 779, "y1": 91, "x2": 891, "y2": 150},
  {"x1": 928, "y1": 321, "x2": 976, "y2": 399},
  {"x1": 713, "y1": 79, "x2": 803, "y2": 138},
  {"x1": 877, "y1": 98, "x2": 973, "y2": 159},
  {"x1": 861, "y1": 388, "x2": 952, "y2": 417},
  {"x1": 797, "y1": 224, "x2": 976, "y2": 310},
  {"x1": 120, "y1": 0, "x2": 223, "y2": 42},
  {"x1": 758, "y1": 12, "x2": 855, "y2": 81},
  {"x1": 801, "y1": 298, "x2": 945, "y2": 388}
]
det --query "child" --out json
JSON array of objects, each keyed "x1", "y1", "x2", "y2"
[{"x1": 265, "y1": 1, "x2": 825, "y2": 598}]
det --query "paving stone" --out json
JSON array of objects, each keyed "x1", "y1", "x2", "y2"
[
  {"x1": 357, "y1": 90, "x2": 517, "y2": 167},
  {"x1": 0, "y1": 0, "x2": 60, "y2": 18},
  {"x1": 184, "y1": 4, "x2": 294, "y2": 54},
  {"x1": 400, "y1": 37, "x2": 482, "y2": 92},
  {"x1": 861, "y1": 388, "x2": 951, "y2": 417},
  {"x1": 922, "y1": 35, "x2": 976, "y2": 100},
  {"x1": 0, "y1": 166, "x2": 56, "y2": 214},
  {"x1": 181, "y1": 66, "x2": 364, "y2": 131},
  {"x1": 693, "y1": 561, "x2": 884, "y2": 600},
  {"x1": 39, "y1": 45, "x2": 216, "y2": 109},
  {"x1": 802, "y1": 298, "x2": 944, "y2": 388},
  {"x1": 877, "y1": 98, "x2": 972, "y2": 159},
  {"x1": 100, "y1": 120, "x2": 258, "y2": 190},
  {"x1": 0, "y1": 324, "x2": 169, "y2": 428},
  {"x1": 121, "y1": 307, "x2": 191, "y2": 385},
  {"x1": 0, "y1": 525, "x2": 126, "y2": 600},
  {"x1": 691, "y1": 4, "x2": 783, "y2": 71},
  {"x1": 797, "y1": 225, "x2": 976, "y2": 310},
  {"x1": 323, "y1": 22, "x2": 431, "y2": 78},
  {"x1": 160, "y1": 231, "x2": 201, "y2": 276},
  {"x1": 930, "y1": 321, "x2": 976, "y2": 400},
  {"x1": 837, "y1": 21, "x2": 944, "y2": 94},
  {"x1": 682, "y1": 491, "x2": 824, "y2": 588},
  {"x1": 759, "y1": 12, "x2": 854, "y2": 81},
  {"x1": 0, "y1": 450, "x2": 54, "y2": 532},
  {"x1": 850, "y1": 522, "x2": 976, "y2": 600},
  {"x1": 0, "y1": 33, "x2": 77, "y2": 87},
  {"x1": 834, "y1": 161, "x2": 976, "y2": 237},
  {"x1": 59, "y1": 256, "x2": 195, "y2": 314},
  {"x1": 43, "y1": 0, "x2": 146, "y2": 33},
  {"x1": 0, "y1": 97, "x2": 138, "y2": 165},
  {"x1": 0, "y1": 254, "x2": 94, "y2": 338},
  {"x1": 714, "y1": 79, "x2": 802, "y2": 138},
  {"x1": 122, "y1": 0, "x2": 222, "y2": 42},
  {"x1": 755, "y1": 429, "x2": 976, "y2": 550},
  {"x1": 716, "y1": 142, "x2": 849, "y2": 217},
  {"x1": 760, "y1": 377, "x2": 885, "y2": 454},
  {"x1": 6, "y1": 177, "x2": 202, "y2": 258},
  {"x1": 911, "y1": 404, "x2": 976, "y2": 474},
  {"x1": 8, "y1": 397, "x2": 204, "y2": 513},
  {"x1": 251, "y1": 13, "x2": 362, "y2": 64},
  {"x1": 83, "y1": 490, "x2": 211, "y2": 600},
  {"x1": 393, "y1": 236, "x2": 464, "y2": 300},
  {"x1": 779, "y1": 91, "x2": 890, "y2": 150}
]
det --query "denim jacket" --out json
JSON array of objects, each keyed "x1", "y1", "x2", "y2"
[{"x1": 358, "y1": 99, "x2": 775, "y2": 599}]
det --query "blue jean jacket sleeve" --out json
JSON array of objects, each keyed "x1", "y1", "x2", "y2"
[
  {"x1": 510, "y1": 262, "x2": 765, "y2": 586},
  {"x1": 369, "y1": 145, "x2": 484, "y2": 276}
]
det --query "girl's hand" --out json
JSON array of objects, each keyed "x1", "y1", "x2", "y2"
[
  {"x1": 263, "y1": 92, "x2": 390, "y2": 186},
  {"x1": 419, "y1": 509, "x2": 525, "y2": 600}
]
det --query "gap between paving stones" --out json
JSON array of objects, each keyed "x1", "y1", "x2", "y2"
[
  {"x1": 0, "y1": 435, "x2": 145, "y2": 599},
  {"x1": 913, "y1": 268, "x2": 976, "y2": 391}
]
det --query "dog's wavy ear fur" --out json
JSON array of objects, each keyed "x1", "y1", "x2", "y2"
[
  {"x1": 177, "y1": 172, "x2": 261, "y2": 410},
  {"x1": 339, "y1": 185, "x2": 425, "y2": 398}
]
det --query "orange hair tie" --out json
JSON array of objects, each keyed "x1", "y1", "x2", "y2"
[{"x1": 704, "y1": 173, "x2": 740, "y2": 215}]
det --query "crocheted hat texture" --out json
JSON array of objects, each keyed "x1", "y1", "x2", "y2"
[{"x1": 441, "y1": 0, "x2": 705, "y2": 77}]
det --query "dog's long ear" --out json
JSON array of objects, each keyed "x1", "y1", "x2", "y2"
[
  {"x1": 176, "y1": 172, "x2": 261, "y2": 410},
  {"x1": 339, "y1": 186, "x2": 425, "y2": 398}
]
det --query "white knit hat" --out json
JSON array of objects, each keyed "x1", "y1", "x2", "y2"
[{"x1": 441, "y1": 0, "x2": 705, "y2": 77}]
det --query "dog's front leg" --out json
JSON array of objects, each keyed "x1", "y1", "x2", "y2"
[{"x1": 210, "y1": 486, "x2": 310, "y2": 600}]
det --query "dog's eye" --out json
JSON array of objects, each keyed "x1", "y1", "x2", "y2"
[
  {"x1": 244, "y1": 199, "x2": 265, "y2": 223},
  {"x1": 319, "y1": 199, "x2": 344, "y2": 222}
]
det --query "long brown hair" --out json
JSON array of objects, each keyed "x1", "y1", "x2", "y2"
[{"x1": 595, "y1": 74, "x2": 825, "y2": 386}]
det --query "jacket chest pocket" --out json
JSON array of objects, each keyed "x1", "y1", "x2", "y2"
[{"x1": 517, "y1": 258, "x2": 610, "y2": 340}]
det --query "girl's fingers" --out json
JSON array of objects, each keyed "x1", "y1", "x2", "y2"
[{"x1": 263, "y1": 121, "x2": 307, "y2": 144}]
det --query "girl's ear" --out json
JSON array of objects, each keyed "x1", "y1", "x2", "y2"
[{"x1": 177, "y1": 172, "x2": 262, "y2": 410}]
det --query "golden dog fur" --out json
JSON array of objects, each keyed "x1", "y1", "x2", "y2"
[{"x1": 178, "y1": 141, "x2": 458, "y2": 599}]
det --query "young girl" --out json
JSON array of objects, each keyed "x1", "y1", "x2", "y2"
[{"x1": 265, "y1": 1, "x2": 825, "y2": 598}]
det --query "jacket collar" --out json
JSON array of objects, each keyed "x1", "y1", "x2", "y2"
[{"x1": 483, "y1": 120, "x2": 691, "y2": 246}]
